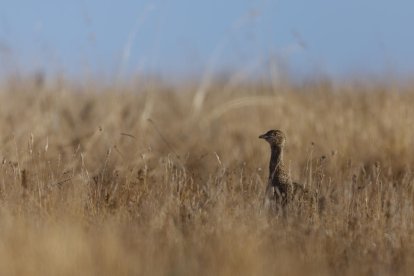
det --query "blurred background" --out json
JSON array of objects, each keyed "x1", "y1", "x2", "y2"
[
  {"x1": 0, "y1": 0, "x2": 413, "y2": 83},
  {"x1": 1, "y1": 3, "x2": 414, "y2": 275}
]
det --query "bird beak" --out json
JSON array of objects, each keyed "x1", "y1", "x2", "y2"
[{"x1": 259, "y1": 134, "x2": 266, "y2": 139}]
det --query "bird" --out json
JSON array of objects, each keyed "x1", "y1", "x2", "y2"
[{"x1": 259, "y1": 129, "x2": 305, "y2": 207}]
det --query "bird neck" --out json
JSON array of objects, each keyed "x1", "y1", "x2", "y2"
[{"x1": 269, "y1": 144, "x2": 283, "y2": 177}]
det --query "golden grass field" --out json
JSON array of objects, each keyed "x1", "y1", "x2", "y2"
[{"x1": 0, "y1": 77, "x2": 414, "y2": 275}]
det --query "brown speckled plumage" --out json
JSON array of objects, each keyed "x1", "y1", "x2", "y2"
[{"x1": 259, "y1": 129, "x2": 303, "y2": 206}]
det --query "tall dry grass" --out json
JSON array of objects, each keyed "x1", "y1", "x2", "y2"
[{"x1": 0, "y1": 78, "x2": 414, "y2": 275}]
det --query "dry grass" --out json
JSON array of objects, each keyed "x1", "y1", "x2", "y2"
[{"x1": 1, "y1": 77, "x2": 414, "y2": 275}]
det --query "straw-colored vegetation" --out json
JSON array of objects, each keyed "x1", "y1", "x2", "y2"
[{"x1": 1, "y1": 77, "x2": 414, "y2": 275}]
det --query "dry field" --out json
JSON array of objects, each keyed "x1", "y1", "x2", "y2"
[{"x1": 0, "y1": 77, "x2": 414, "y2": 275}]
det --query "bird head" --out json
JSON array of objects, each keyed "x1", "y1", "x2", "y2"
[{"x1": 259, "y1": 129, "x2": 286, "y2": 147}]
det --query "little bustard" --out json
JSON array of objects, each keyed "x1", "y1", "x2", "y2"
[{"x1": 259, "y1": 129, "x2": 304, "y2": 207}]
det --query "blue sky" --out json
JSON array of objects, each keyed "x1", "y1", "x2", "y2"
[{"x1": 0, "y1": 0, "x2": 413, "y2": 80}]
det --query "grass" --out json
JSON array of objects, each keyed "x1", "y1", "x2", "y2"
[{"x1": 0, "y1": 77, "x2": 414, "y2": 275}]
